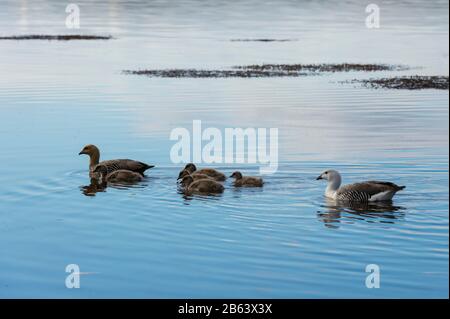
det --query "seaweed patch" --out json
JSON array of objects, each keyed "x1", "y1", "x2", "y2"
[
  {"x1": 233, "y1": 63, "x2": 407, "y2": 72},
  {"x1": 348, "y1": 76, "x2": 449, "y2": 90},
  {"x1": 123, "y1": 69, "x2": 308, "y2": 78},
  {"x1": 124, "y1": 63, "x2": 406, "y2": 78},
  {"x1": 0, "y1": 35, "x2": 113, "y2": 41}
]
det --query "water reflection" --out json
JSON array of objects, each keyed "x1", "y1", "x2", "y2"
[
  {"x1": 317, "y1": 198, "x2": 405, "y2": 228},
  {"x1": 177, "y1": 186, "x2": 225, "y2": 202},
  {"x1": 80, "y1": 178, "x2": 107, "y2": 197},
  {"x1": 80, "y1": 177, "x2": 148, "y2": 196}
]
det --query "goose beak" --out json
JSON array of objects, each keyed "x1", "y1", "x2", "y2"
[
  {"x1": 316, "y1": 175, "x2": 323, "y2": 180},
  {"x1": 78, "y1": 151, "x2": 85, "y2": 155}
]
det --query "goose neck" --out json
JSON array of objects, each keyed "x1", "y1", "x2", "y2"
[{"x1": 89, "y1": 151, "x2": 100, "y2": 170}]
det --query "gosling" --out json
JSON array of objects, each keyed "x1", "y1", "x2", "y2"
[
  {"x1": 179, "y1": 163, "x2": 226, "y2": 181},
  {"x1": 181, "y1": 175, "x2": 224, "y2": 195},
  {"x1": 230, "y1": 171, "x2": 264, "y2": 187},
  {"x1": 93, "y1": 164, "x2": 144, "y2": 184}
]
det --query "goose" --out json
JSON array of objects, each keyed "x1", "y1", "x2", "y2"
[
  {"x1": 79, "y1": 144, "x2": 154, "y2": 178},
  {"x1": 178, "y1": 163, "x2": 226, "y2": 181},
  {"x1": 230, "y1": 171, "x2": 264, "y2": 187},
  {"x1": 316, "y1": 170, "x2": 405, "y2": 202},
  {"x1": 93, "y1": 164, "x2": 144, "y2": 184},
  {"x1": 180, "y1": 175, "x2": 224, "y2": 195},
  {"x1": 177, "y1": 169, "x2": 213, "y2": 181}
]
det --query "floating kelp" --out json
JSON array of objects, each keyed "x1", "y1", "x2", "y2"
[
  {"x1": 233, "y1": 63, "x2": 407, "y2": 72},
  {"x1": 124, "y1": 63, "x2": 407, "y2": 78},
  {"x1": 0, "y1": 35, "x2": 112, "y2": 41},
  {"x1": 124, "y1": 63, "x2": 409, "y2": 79},
  {"x1": 123, "y1": 69, "x2": 307, "y2": 78},
  {"x1": 349, "y1": 76, "x2": 449, "y2": 90}
]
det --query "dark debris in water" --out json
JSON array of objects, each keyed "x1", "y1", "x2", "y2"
[
  {"x1": 124, "y1": 63, "x2": 406, "y2": 78},
  {"x1": 350, "y1": 76, "x2": 449, "y2": 90},
  {"x1": 234, "y1": 63, "x2": 407, "y2": 72},
  {"x1": 230, "y1": 38, "x2": 298, "y2": 42},
  {"x1": 0, "y1": 35, "x2": 112, "y2": 41},
  {"x1": 123, "y1": 69, "x2": 308, "y2": 78}
]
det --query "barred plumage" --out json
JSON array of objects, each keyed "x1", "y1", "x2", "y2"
[{"x1": 336, "y1": 190, "x2": 370, "y2": 202}]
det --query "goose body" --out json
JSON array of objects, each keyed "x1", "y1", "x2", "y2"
[
  {"x1": 179, "y1": 163, "x2": 226, "y2": 181},
  {"x1": 93, "y1": 165, "x2": 144, "y2": 184},
  {"x1": 181, "y1": 175, "x2": 224, "y2": 195},
  {"x1": 230, "y1": 171, "x2": 264, "y2": 187},
  {"x1": 79, "y1": 144, "x2": 154, "y2": 178},
  {"x1": 317, "y1": 170, "x2": 405, "y2": 202}
]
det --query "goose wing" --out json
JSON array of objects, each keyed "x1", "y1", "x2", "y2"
[
  {"x1": 197, "y1": 168, "x2": 226, "y2": 181},
  {"x1": 337, "y1": 181, "x2": 405, "y2": 201},
  {"x1": 99, "y1": 159, "x2": 154, "y2": 175}
]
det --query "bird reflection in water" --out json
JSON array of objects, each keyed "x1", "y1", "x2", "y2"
[
  {"x1": 317, "y1": 198, "x2": 405, "y2": 228},
  {"x1": 80, "y1": 178, "x2": 107, "y2": 197},
  {"x1": 80, "y1": 177, "x2": 147, "y2": 197}
]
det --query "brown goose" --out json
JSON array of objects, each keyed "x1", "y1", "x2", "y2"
[
  {"x1": 316, "y1": 170, "x2": 405, "y2": 202},
  {"x1": 177, "y1": 170, "x2": 213, "y2": 181},
  {"x1": 230, "y1": 171, "x2": 264, "y2": 187},
  {"x1": 181, "y1": 175, "x2": 224, "y2": 195},
  {"x1": 179, "y1": 163, "x2": 226, "y2": 181},
  {"x1": 79, "y1": 144, "x2": 154, "y2": 178},
  {"x1": 93, "y1": 164, "x2": 144, "y2": 184}
]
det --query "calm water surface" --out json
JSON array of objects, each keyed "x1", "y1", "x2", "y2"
[{"x1": 0, "y1": 0, "x2": 448, "y2": 298}]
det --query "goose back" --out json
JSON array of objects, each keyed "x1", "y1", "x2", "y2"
[
  {"x1": 196, "y1": 168, "x2": 226, "y2": 181},
  {"x1": 186, "y1": 179, "x2": 224, "y2": 194},
  {"x1": 234, "y1": 176, "x2": 264, "y2": 187},
  {"x1": 98, "y1": 159, "x2": 154, "y2": 176}
]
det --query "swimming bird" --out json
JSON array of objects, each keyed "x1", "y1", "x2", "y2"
[
  {"x1": 178, "y1": 163, "x2": 226, "y2": 181},
  {"x1": 78, "y1": 144, "x2": 154, "y2": 178},
  {"x1": 177, "y1": 169, "x2": 212, "y2": 181},
  {"x1": 181, "y1": 175, "x2": 224, "y2": 195},
  {"x1": 230, "y1": 171, "x2": 264, "y2": 187},
  {"x1": 316, "y1": 170, "x2": 405, "y2": 202},
  {"x1": 93, "y1": 164, "x2": 144, "y2": 184}
]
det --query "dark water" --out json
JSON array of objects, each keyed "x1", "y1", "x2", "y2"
[{"x1": 0, "y1": 0, "x2": 448, "y2": 298}]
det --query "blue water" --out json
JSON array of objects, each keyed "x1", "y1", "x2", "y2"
[{"x1": 0, "y1": 0, "x2": 448, "y2": 298}]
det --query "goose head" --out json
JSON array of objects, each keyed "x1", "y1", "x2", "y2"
[
  {"x1": 230, "y1": 171, "x2": 243, "y2": 179},
  {"x1": 316, "y1": 169, "x2": 341, "y2": 181},
  {"x1": 184, "y1": 163, "x2": 197, "y2": 173},
  {"x1": 316, "y1": 169, "x2": 342, "y2": 191},
  {"x1": 79, "y1": 144, "x2": 101, "y2": 168},
  {"x1": 79, "y1": 144, "x2": 100, "y2": 157}
]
